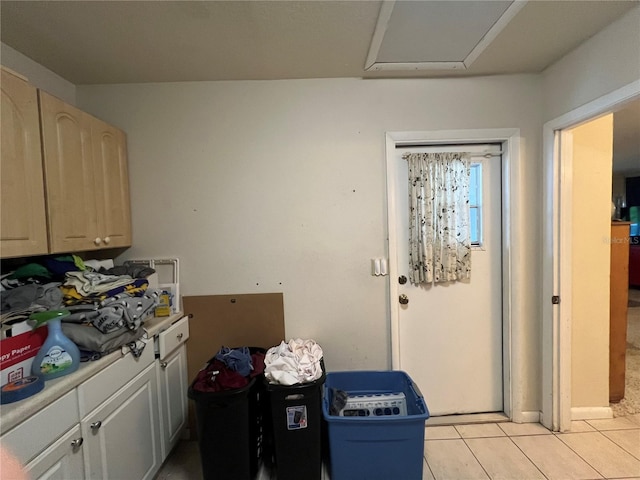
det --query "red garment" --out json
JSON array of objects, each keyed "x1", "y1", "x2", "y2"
[
  {"x1": 250, "y1": 352, "x2": 265, "y2": 377},
  {"x1": 193, "y1": 359, "x2": 249, "y2": 392},
  {"x1": 192, "y1": 351, "x2": 266, "y2": 393}
]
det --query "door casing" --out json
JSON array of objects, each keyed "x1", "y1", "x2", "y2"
[{"x1": 541, "y1": 79, "x2": 640, "y2": 432}]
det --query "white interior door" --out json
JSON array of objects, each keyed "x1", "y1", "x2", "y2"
[{"x1": 393, "y1": 143, "x2": 503, "y2": 416}]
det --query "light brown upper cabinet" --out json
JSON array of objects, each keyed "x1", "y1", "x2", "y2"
[
  {"x1": 0, "y1": 69, "x2": 49, "y2": 258},
  {"x1": 91, "y1": 117, "x2": 132, "y2": 250},
  {"x1": 39, "y1": 91, "x2": 132, "y2": 254}
]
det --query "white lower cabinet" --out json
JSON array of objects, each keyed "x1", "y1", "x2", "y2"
[
  {"x1": 157, "y1": 343, "x2": 189, "y2": 460},
  {"x1": 25, "y1": 425, "x2": 85, "y2": 480},
  {"x1": 0, "y1": 316, "x2": 189, "y2": 479},
  {"x1": 82, "y1": 361, "x2": 162, "y2": 480},
  {"x1": 156, "y1": 315, "x2": 190, "y2": 460}
]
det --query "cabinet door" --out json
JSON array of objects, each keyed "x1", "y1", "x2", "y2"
[
  {"x1": 82, "y1": 362, "x2": 162, "y2": 480},
  {"x1": 25, "y1": 425, "x2": 85, "y2": 480},
  {"x1": 91, "y1": 118, "x2": 132, "y2": 249},
  {"x1": 0, "y1": 69, "x2": 48, "y2": 258},
  {"x1": 39, "y1": 91, "x2": 99, "y2": 253},
  {"x1": 0, "y1": 390, "x2": 80, "y2": 466},
  {"x1": 609, "y1": 223, "x2": 630, "y2": 402},
  {"x1": 158, "y1": 343, "x2": 189, "y2": 459}
]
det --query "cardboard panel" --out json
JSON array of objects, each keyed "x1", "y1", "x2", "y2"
[{"x1": 182, "y1": 293, "x2": 285, "y2": 439}]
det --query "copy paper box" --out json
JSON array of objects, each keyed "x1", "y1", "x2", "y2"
[{"x1": 0, "y1": 326, "x2": 48, "y2": 386}]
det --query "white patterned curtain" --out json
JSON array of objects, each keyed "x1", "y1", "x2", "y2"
[{"x1": 407, "y1": 152, "x2": 472, "y2": 285}]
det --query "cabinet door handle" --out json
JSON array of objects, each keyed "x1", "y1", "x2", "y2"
[
  {"x1": 176, "y1": 333, "x2": 183, "y2": 340},
  {"x1": 94, "y1": 237, "x2": 102, "y2": 246},
  {"x1": 71, "y1": 438, "x2": 83, "y2": 448},
  {"x1": 160, "y1": 361, "x2": 168, "y2": 369},
  {"x1": 103, "y1": 236, "x2": 111, "y2": 245},
  {"x1": 90, "y1": 421, "x2": 102, "y2": 430}
]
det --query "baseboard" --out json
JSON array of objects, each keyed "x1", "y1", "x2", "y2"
[
  {"x1": 570, "y1": 406, "x2": 613, "y2": 420},
  {"x1": 517, "y1": 411, "x2": 541, "y2": 423}
]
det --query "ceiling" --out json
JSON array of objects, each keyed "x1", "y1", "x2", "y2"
[
  {"x1": 1, "y1": 0, "x2": 637, "y2": 84},
  {"x1": 1, "y1": 0, "x2": 638, "y2": 173}
]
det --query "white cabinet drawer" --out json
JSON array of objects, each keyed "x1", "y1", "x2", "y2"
[
  {"x1": 77, "y1": 342, "x2": 154, "y2": 417},
  {"x1": 25, "y1": 424, "x2": 85, "y2": 480},
  {"x1": 157, "y1": 316, "x2": 189, "y2": 360},
  {"x1": 1, "y1": 389, "x2": 79, "y2": 465}
]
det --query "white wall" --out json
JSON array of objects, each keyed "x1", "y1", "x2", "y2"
[
  {"x1": 542, "y1": 6, "x2": 640, "y2": 121},
  {"x1": 1, "y1": 42, "x2": 76, "y2": 105},
  {"x1": 77, "y1": 76, "x2": 543, "y2": 411}
]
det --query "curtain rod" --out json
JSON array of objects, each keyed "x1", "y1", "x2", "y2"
[{"x1": 401, "y1": 151, "x2": 503, "y2": 159}]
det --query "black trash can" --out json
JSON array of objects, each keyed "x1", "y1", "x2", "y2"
[
  {"x1": 187, "y1": 348, "x2": 265, "y2": 480},
  {"x1": 264, "y1": 365, "x2": 326, "y2": 480}
]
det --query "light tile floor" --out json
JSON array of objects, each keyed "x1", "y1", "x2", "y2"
[{"x1": 155, "y1": 415, "x2": 640, "y2": 480}]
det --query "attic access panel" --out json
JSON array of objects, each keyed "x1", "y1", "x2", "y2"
[{"x1": 366, "y1": 0, "x2": 524, "y2": 72}]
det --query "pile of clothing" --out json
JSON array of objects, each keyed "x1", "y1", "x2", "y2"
[
  {"x1": 264, "y1": 339, "x2": 324, "y2": 385},
  {"x1": 1, "y1": 256, "x2": 159, "y2": 359},
  {"x1": 192, "y1": 347, "x2": 266, "y2": 393}
]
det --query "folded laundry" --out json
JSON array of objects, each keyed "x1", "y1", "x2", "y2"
[
  {"x1": 91, "y1": 289, "x2": 160, "y2": 334},
  {"x1": 36, "y1": 282, "x2": 64, "y2": 309},
  {"x1": 61, "y1": 278, "x2": 149, "y2": 305},
  {"x1": 8, "y1": 263, "x2": 52, "y2": 281},
  {"x1": 104, "y1": 265, "x2": 156, "y2": 279},
  {"x1": 265, "y1": 339, "x2": 324, "y2": 386},
  {"x1": 63, "y1": 307, "x2": 101, "y2": 324},
  {"x1": 1, "y1": 284, "x2": 39, "y2": 313},
  {"x1": 0, "y1": 282, "x2": 63, "y2": 315},
  {"x1": 6, "y1": 256, "x2": 85, "y2": 284},
  {"x1": 62, "y1": 322, "x2": 145, "y2": 354},
  {"x1": 0, "y1": 306, "x2": 47, "y2": 332},
  {"x1": 64, "y1": 271, "x2": 135, "y2": 297}
]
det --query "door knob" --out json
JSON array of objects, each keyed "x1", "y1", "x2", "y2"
[{"x1": 399, "y1": 294, "x2": 409, "y2": 305}]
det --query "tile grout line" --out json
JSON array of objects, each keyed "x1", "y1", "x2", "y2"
[
  {"x1": 555, "y1": 430, "x2": 618, "y2": 480},
  {"x1": 599, "y1": 429, "x2": 640, "y2": 462},
  {"x1": 459, "y1": 436, "x2": 492, "y2": 480},
  {"x1": 423, "y1": 453, "x2": 437, "y2": 480},
  {"x1": 504, "y1": 432, "x2": 551, "y2": 480}
]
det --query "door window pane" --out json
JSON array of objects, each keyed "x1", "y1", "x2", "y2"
[{"x1": 470, "y1": 163, "x2": 482, "y2": 246}]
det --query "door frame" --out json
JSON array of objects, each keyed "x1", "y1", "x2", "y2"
[
  {"x1": 541, "y1": 79, "x2": 640, "y2": 432},
  {"x1": 385, "y1": 128, "x2": 520, "y2": 421}
]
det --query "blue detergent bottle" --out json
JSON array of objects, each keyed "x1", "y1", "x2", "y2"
[{"x1": 30, "y1": 310, "x2": 80, "y2": 380}]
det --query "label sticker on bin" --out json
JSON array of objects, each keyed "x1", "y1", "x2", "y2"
[{"x1": 286, "y1": 406, "x2": 307, "y2": 430}]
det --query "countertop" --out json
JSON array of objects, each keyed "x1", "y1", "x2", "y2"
[{"x1": 0, "y1": 312, "x2": 185, "y2": 434}]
